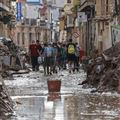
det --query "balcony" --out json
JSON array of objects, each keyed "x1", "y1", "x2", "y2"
[
  {"x1": 79, "y1": 0, "x2": 94, "y2": 11},
  {"x1": 94, "y1": 15, "x2": 111, "y2": 21},
  {"x1": 0, "y1": 0, "x2": 10, "y2": 12},
  {"x1": 63, "y1": 3, "x2": 73, "y2": 15}
]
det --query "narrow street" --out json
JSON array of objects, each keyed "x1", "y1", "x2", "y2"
[
  {"x1": 3, "y1": 68, "x2": 120, "y2": 120},
  {"x1": 1, "y1": 0, "x2": 120, "y2": 120}
]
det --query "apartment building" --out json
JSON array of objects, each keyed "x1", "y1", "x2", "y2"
[
  {"x1": 13, "y1": 0, "x2": 50, "y2": 51},
  {"x1": 78, "y1": 0, "x2": 95, "y2": 55},
  {"x1": 46, "y1": 0, "x2": 64, "y2": 42},
  {"x1": 0, "y1": 0, "x2": 13, "y2": 37},
  {"x1": 59, "y1": 0, "x2": 80, "y2": 42},
  {"x1": 95, "y1": 0, "x2": 115, "y2": 52},
  {"x1": 78, "y1": 0, "x2": 117, "y2": 55}
]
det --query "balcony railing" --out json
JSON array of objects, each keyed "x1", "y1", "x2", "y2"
[
  {"x1": 80, "y1": 0, "x2": 86, "y2": 5},
  {"x1": 79, "y1": 0, "x2": 94, "y2": 11},
  {"x1": 80, "y1": 0, "x2": 94, "y2": 5}
]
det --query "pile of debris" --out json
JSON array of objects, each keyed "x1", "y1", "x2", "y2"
[
  {"x1": 0, "y1": 37, "x2": 30, "y2": 78},
  {"x1": 0, "y1": 76, "x2": 14, "y2": 118},
  {"x1": 0, "y1": 37, "x2": 29, "y2": 118},
  {"x1": 80, "y1": 42, "x2": 120, "y2": 93}
]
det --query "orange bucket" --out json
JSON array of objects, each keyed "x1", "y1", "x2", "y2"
[{"x1": 47, "y1": 80, "x2": 61, "y2": 93}]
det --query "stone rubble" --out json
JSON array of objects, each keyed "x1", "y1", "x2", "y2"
[
  {"x1": 0, "y1": 37, "x2": 29, "y2": 118},
  {"x1": 0, "y1": 37, "x2": 30, "y2": 77},
  {"x1": 0, "y1": 76, "x2": 14, "y2": 118},
  {"x1": 80, "y1": 42, "x2": 120, "y2": 93}
]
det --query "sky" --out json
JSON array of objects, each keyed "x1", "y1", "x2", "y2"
[{"x1": 26, "y1": 0, "x2": 40, "y2": 2}]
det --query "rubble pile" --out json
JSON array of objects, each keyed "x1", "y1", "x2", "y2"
[
  {"x1": 0, "y1": 37, "x2": 30, "y2": 77},
  {"x1": 0, "y1": 37, "x2": 29, "y2": 118},
  {"x1": 0, "y1": 76, "x2": 14, "y2": 118},
  {"x1": 81, "y1": 42, "x2": 120, "y2": 93}
]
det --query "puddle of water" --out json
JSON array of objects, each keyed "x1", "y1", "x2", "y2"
[
  {"x1": 4, "y1": 70, "x2": 120, "y2": 120},
  {"x1": 7, "y1": 93, "x2": 120, "y2": 120}
]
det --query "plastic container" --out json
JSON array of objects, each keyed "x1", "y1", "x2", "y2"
[{"x1": 47, "y1": 79, "x2": 61, "y2": 92}]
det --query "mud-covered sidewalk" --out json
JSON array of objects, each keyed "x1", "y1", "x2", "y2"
[{"x1": 3, "y1": 69, "x2": 120, "y2": 120}]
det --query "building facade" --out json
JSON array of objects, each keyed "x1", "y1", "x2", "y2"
[
  {"x1": 78, "y1": 0, "x2": 95, "y2": 55},
  {"x1": 59, "y1": 0, "x2": 120, "y2": 55},
  {"x1": 0, "y1": 0, "x2": 14, "y2": 37},
  {"x1": 13, "y1": 0, "x2": 50, "y2": 51},
  {"x1": 78, "y1": 0, "x2": 118, "y2": 55},
  {"x1": 59, "y1": 0, "x2": 80, "y2": 43},
  {"x1": 95, "y1": 0, "x2": 115, "y2": 53},
  {"x1": 46, "y1": 0, "x2": 64, "y2": 42}
]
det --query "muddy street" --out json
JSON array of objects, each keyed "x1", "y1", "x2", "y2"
[{"x1": 4, "y1": 69, "x2": 120, "y2": 120}]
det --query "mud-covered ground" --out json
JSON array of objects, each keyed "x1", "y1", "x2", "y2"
[{"x1": 3, "y1": 69, "x2": 120, "y2": 120}]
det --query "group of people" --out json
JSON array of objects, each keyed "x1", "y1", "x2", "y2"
[{"x1": 29, "y1": 39, "x2": 83, "y2": 75}]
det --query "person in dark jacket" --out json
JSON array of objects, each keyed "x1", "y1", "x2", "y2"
[
  {"x1": 66, "y1": 39, "x2": 76, "y2": 73},
  {"x1": 36, "y1": 40, "x2": 42, "y2": 70},
  {"x1": 29, "y1": 40, "x2": 39, "y2": 71}
]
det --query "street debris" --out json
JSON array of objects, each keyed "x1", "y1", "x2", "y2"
[
  {"x1": 0, "y1": 37, "x2": 30, "y2": 118},
  {"x1": 0, "y1": 76, "x2": 14, "y2": 118},
  {"x1": 80, "y1": 42, "x2": 120, "y2": 93},
  {"x1": 0, "y1": 37, "x2": 30, "y2": 78}
]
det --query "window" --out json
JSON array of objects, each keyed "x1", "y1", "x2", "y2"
[
  {"x1": 17, "y1": 32, "x2": 20, "y2": 45},
  {"x1": 106, "y1": 0, "x2": 109, "y2": 14},
  {"x1": 22, "y1": 33, "x2": 25, "y2": 45},
  {"x1": 36, "y1": 32, "x2": 40, "y2": 41},
  {"x1": 69, "y1": 16, "x2": 73, "y2": 24},
  {"x1": 38, "y1": 32, "x2": 40, "y2": 41},
  {"x1": 31, "y1": 19, "x2": 37, "y2": 26},
  {"x1": 67, "y1": 15, "x2": 73, "y2": 27},
  {"x1": 25, "y1": 18, "x2": 30, "y2": 25},
  {"x1": 53, "y1": 0, "x2": 56, "y2": 4},
  {"x1": 67, "y1": 0, "x2": 71, "y2": 3},
  {"x1": 29, "y1": 33, "x2": 32, "y2": 44}
]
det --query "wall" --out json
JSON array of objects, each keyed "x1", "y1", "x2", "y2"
[{"x1": 14, "y1": 26, "x2": 50, "y2": 51}]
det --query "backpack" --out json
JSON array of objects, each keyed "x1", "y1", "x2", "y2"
[{"x1": 68, "y1": 44, "x2": 75, "y2": 54}]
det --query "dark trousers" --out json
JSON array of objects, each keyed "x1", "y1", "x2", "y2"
[
  {"x1": 43, "y1": 56, "x2": 53, "y2": 75},
  {"x1": 31, "y1": 56, "x2": 38, "y2": 71},
  {"x1": 74, "y1": 56, "x2": 80, "y2": 71}
]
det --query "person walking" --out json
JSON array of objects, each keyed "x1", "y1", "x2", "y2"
[
  {"x1": 36, "y1": 40, "x2": 42, "y2": 70},
  {"x1": 60, "y1": 44, "x2": 67, "y2": 69},
  {"x1": 74, "y1": 42, "x2": 80, "y2": 72},
  {"x1": 29, "y1": 40, "x2": 39, "y2": 71},
  {"x1": 66, "y1": 39, "x2": 76, "y2": 73},
  {"x1": 42, "y1": 43, "x2": 54, "y2": 75}
]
